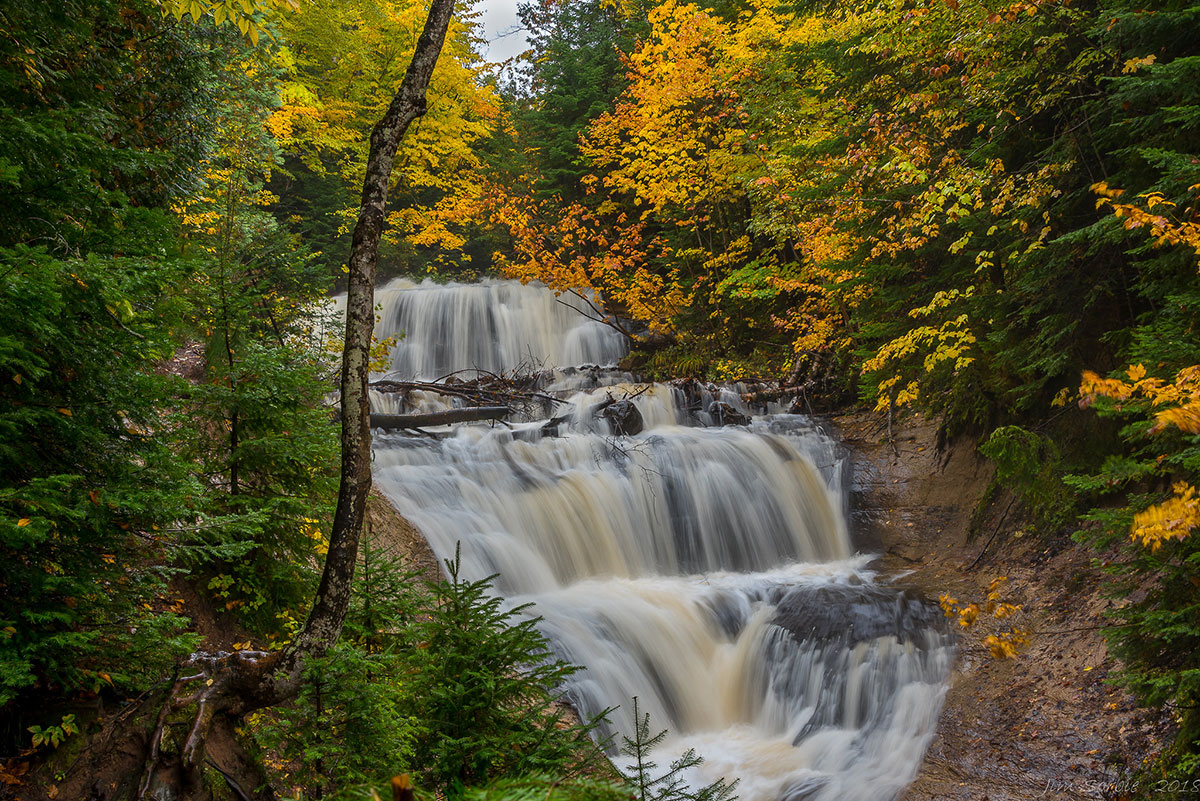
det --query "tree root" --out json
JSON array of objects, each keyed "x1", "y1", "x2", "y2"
[{"x1": 124, "y1": 649, "x2": 287, "y2": 801}]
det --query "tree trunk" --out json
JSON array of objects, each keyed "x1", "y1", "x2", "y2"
[
  {"x1": 370, "y1": 406, "x2": 512, "y2": 430},
  {"x1": 288, "y1": 0, "x2": 455, "y2": 660}
]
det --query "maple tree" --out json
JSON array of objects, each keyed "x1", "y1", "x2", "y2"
[{"x1": 266, "y1": 0, "x2": 500, "y2": 275}]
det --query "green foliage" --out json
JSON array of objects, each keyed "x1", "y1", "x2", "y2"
[
  {"x1": 979, "y1": 426, "x2": 1075, "y2": 537},
  {"x1": 253, "y1": 641, "x2": 423, "y2": 797},
  {"x1": 462, "y1": 775, "x2": 630, "y2": 801},
  {"x1": 0, "y1": 0, "x2": 214, "y2": 251},
  {"x1": 0, "y1": 247, "x2": 201, "y2": 710},
  {"x1": 405, "y1": 547, "x2": 601, "y2": 795},
  {"x1": 252, "y1": 531, "x2": 426, "y2": 796},
  {"x1": 0, "y1": 0, "x2": 341, "y2": 756},
  {"x1": 619, "y1": 697, "x2": 737, "y2": 801},
  {"x1": 27, "y1": 714, "x2": 78, "y2": 749},
  {"x1": 510, "y1": 0, "x2": 644, "y2": 200},
  {"x1": 164, "y1": 30, "x2": 340, "y2": 627},
  {"x1": 254, "y1": 540, "x2": 608, "y2": 799}
]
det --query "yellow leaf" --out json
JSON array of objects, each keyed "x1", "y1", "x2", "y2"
[
  {"x1": 1155, "y1": 404, "x2": 1200, "y2": 434},
  {"x1": 12, "y1": 374, "x2": 21, "y2": 385},
  {"x1": 1121, "y1": 54, "x2": 1156, "y2": 74},
  {"x1": 17, "y1": 519, "x2": 31, "y2": 527},
  {"x1": 57, "y1": 408, "x2": 72, "y2": 417}
]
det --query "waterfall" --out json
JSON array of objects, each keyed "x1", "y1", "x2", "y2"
[
  {"x1": 363, "y1": 279, "x2": 953, "y2": 801},
  {"x1": 374, "y1": 278, "x2": 627, "y2": 380}
]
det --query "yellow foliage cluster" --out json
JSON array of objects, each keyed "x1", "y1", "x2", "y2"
[
  {"x1": 158, "y1": 0, "x2": 297, "y2": 44},
  {"x1": 581, "y1": 0, "x2": 749, "y2": 222},
  {"x1": 1080, "y1": 363, "x2": 1200, "y2": 548},
  {"x1": 982, "y1": 630, "x2": 1030, "y2": 660},
  {"x1": 480, "y1": 182, "x2": 686, "y2": 337},
  {"x1": 862, "y1": 298, "x2": 978, "y2": 411},
  {"x1": 939, "y1": 577, "x2": 1028, "y2": 659},
  {"x1": 1080, "y1": 363, "x2": 1200, "y2": 435},
  {"x1": 1093, "y1": 182, "x2": 1200, "y2": 267},
  {"x1": 1131, "y1": 483, "x2": 1200, "y2": 551}
]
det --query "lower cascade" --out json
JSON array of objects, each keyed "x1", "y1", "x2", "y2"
[{"x1": 366, "y1": 279, "x2": 954, "y2": 801}]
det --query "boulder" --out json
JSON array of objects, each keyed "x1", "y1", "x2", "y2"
[
  {"x1": 708, "y1": 401, "x2": 751, "y2": 427},
  {"x1": 601, "y1": 399, "x2": 644, "y2": 436}
]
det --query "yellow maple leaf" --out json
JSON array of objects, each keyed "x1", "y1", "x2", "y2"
[{"x1": 1121, "y1": 54, "x2": 1156, "y2": 73}]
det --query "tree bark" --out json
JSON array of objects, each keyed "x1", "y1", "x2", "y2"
[
  {"x1": 288, "y1": 0, "x2": 456, "y2": 659},
  {"x1": 370, "y1": 406, "x2": 511, "y2": 429}
]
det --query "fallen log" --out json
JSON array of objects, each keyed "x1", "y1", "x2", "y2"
[
  {"x1": 370, "y1": 378, "x2": 566, "y2": 408},
  {"x1": 370, "y1": 406, "x2": 511, "y2": 430},
  {"x1": 738, "y1": 384, "x2": 804, "y2": 404}
]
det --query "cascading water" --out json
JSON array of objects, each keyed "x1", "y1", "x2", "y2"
[
  {"x1": 364, "y1": 278, "x2": 953, "y2": 801},
  {"x1": 375, "y1": 278, "x2": 627, "y2": 379}
]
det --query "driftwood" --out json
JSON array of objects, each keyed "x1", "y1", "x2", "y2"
[
  {"x1": 370, "y1": 406, "x2": 511, "y2": 430},
  {"x1": 371, "y1": 374, "x2": 566, "y2": 409},
  {"x1": 738, "y1": 384, "x2": 805, "y2": 404}
]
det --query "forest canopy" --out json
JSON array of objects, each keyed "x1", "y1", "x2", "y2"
[{"x1": 1, "y1": 0, "x2": 1199, "y2": 796}]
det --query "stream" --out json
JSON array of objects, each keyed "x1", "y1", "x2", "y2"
[{"x1": 364, "y1": 278, "x2": 954, "y2": 801}]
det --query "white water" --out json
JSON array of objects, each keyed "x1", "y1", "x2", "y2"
[
  {"x1": 364, "y1": 279, "x2": 953, "y2": 801},
  {"x1": 375, "y1": 278, "x2": 627, "y2": 380}
]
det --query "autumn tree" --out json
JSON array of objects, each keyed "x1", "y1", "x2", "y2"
[
  {"x1": 288, "y1": 0, "x2": 455, "y2": 664},
  {"x1": 0, "y1": 0, "x2": 460, "y2": 796},
  {"x1": 267, "y1": 0, "x2": 500, "y2": 276}
]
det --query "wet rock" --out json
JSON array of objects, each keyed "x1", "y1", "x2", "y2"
[
  {"x1": 772, "y1": 583, "x2": 950, "y2": 647},
  {"x1": 707, "y1": 401, "x2": 751, "y2": 427},
  {"x1": 601, "y1": 399, "x2": 643, "y2": 436}
]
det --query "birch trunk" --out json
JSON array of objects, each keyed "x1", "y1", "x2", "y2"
[{"x1": 290, "y1": 0, "x2": 456, "y2": 657}]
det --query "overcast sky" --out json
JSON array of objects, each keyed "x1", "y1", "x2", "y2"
[{"x1": 475, "y1": 0, "x2": 530, "y2": 66}]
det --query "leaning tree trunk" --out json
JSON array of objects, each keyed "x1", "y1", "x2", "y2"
[
  {"x1": 288, "y1": 0, "x2": 455, "y2": 661},
  {"x1": 51, "y1": 6, "x2": 459, "y2": 801}
]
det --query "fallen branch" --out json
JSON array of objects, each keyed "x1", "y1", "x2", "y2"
[
  {"x1": 739, "y1": 384, "x2": 805, "y2": 404},
  {"x1": 370, "y1": 406, "x2": 511, "y2": 429},
  {"x1": 371, "y1": 375, "x2": 571, "y2": 412}
]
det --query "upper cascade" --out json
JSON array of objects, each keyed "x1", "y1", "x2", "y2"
[{"x1": 373, "y1": 278, "x2": 628, "y2": 380}]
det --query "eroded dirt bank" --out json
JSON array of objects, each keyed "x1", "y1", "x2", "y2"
[{"x1": 832, "y1": 411, "x2": 1169, "y2": 801}]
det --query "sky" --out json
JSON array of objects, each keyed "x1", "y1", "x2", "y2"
[{"x1": 475, "y1": 0, "x2": 530, "y2": 65}]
